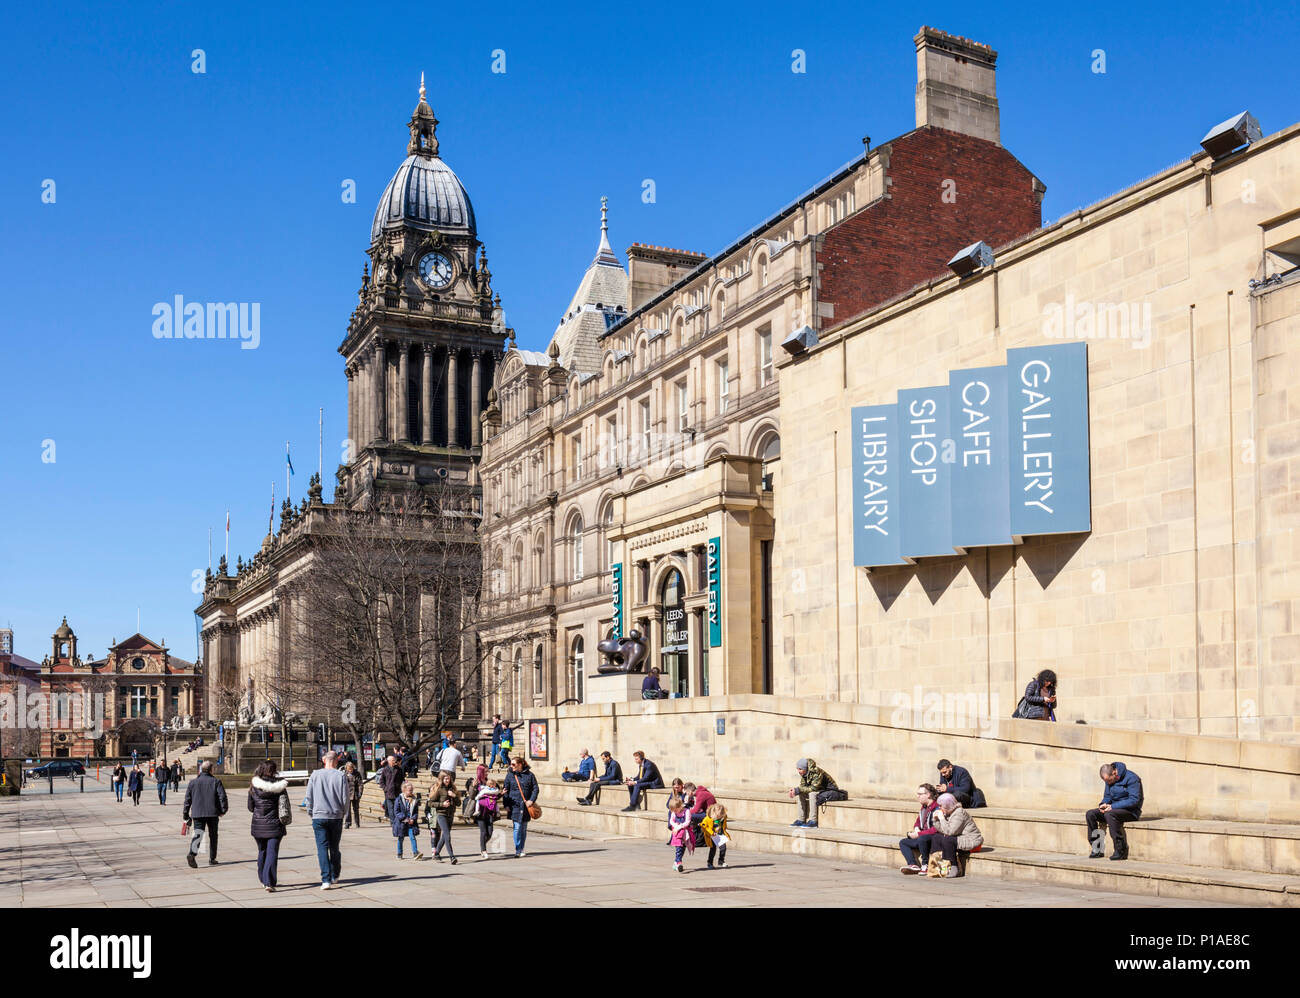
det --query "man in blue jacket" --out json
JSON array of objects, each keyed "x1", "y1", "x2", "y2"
[
  {"x1": 562, "y1": 748, "x2": 596, "y2": 782},
  {"x1": 621, "y1": 751, "x2": 664, "y2": 811},
  {"x1": 577, "y1": 751, "x2": 623, "y2": 805},
  {"x1": 1085, "y1": 761, "x2": 1143, "y2": 860},
  {"x1": 935, "y1": 759, "x2": 982, "y2": 808}
]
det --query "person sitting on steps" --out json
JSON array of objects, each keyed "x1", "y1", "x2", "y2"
[
  {"x1": 577, "y1": 751, "x2": 622, "y2": 805},
  {"x1": 789, "y1": 758, "x2": 839, "y2": 829},
  {"x1": 1086, "y1": 761, "x2": 1143, "y2": 861}
]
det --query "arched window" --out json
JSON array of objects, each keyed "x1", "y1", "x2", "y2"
[
  {"x1": 533, "y1": 644, "x2": 543, "y2": 701},
  {"x1": 571, "y1": 514, "x2": 585, "y2": 580},
  {"x1": 761, "y1": 434, "x2": 781, "y2": 491},
  {"x1": 660, "y1": 568, "x2": 687, "y2": 698},
  {"x1": 532, "y1": 529, "x2": 546, "y2": 587},
  {"x1": 572, "y1": 635, "x2": 585, "y2": 703},
  {"x1": 759, "y1": 253, "x2": 769, "y2": 287}
]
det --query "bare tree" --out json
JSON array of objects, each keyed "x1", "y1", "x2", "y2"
[
  {"x1": 208, "y1": 680, "x2": 246, "y2": 772},
  {"x1": 288, "y1": 481, "x2": 511, "y2": 769}
]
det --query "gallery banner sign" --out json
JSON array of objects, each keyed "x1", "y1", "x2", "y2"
[
  {"x1": 852, "y1": 342, "x2": 1089, "y2": 567},
  {"x1": 707, "y1": 537, "x2": 722, "y2": 647},
  {"x1": 611, "y1": 563, "x2": 623, "y2": 636}
]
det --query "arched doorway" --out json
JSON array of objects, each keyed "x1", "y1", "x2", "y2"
[
  {"x1": 117, "y1": 718, "x2": 158, "y2": 762},
  {"x1": 660, "y1": 568, "x2": 688, "y2": 697}
]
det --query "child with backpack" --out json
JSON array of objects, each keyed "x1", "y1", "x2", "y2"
[
  {"x1": 668, "y1": 796, "x2": 694, "y2": 874},
  {"x1": 700, "y1": 803, "x2": 730, "y2": 869},
  {"x1": 474, "y1": 778, "x2": 501, "y2": 859}
]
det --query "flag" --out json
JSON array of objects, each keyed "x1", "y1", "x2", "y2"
[
  {"x1": 225, "y1": 511, "x2": 230, "y2": 534},
  {"x1": 286, "y1": 443, "x2": 295, "y2": 476}
]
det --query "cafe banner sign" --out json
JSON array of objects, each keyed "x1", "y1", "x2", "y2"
[{"x1": 852, "y1": 342, "x2": 1089, "y2": 568}]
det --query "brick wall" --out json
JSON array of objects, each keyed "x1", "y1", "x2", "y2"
[{"x1": 818, "y1": 126, "x2": 1041, "y2": 331}]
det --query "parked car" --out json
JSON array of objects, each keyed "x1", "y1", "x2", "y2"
[{"x1": 25, "y1": 760, "x2": 85, "y2": 780}]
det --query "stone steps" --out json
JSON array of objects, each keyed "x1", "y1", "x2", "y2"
[
  {"x1": 530, "y1": 778, "x2": 1300, "y2": 906},
  {"x1": 541, "y1": 777, "x2": 1300, "y2": 876}
]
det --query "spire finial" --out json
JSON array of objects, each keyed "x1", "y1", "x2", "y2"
[
  {"x1": 419, "y1": 72, "x2": 426, "y2": 102},
  {"x1": 593, "y1": 195, "x2": 619, "y2": 267},
  {"x1": 407, "y1": 76, "x2": 439, "y2": 158}
]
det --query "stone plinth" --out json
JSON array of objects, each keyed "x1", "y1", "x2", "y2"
[{"x1": 584, "y1": 672, "x2": 647, "y2": 705}]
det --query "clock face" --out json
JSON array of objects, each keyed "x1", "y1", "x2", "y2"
[{"x1": 418, "y1": 252, "x2": 453, "y2": 289}]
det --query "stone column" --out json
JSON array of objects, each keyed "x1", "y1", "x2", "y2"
[
  {"x1": 373, "y1": 338, "x2": 387, "y2": 442},
  {"x1": 447, "y1": 349, "x2": 459, "y2": 447},
  {"x1": 396, "y1": 342, "x2": 410, "y2": 443},
  {"x1": 471, "y1": 352, "x2": 483, "y2": 446},
  {"x1": 421, "y1": 344, "x2": 434, "y2": 444},
  {"x1": 345, "y1": 365, "x2": 356, "y2": 455}
]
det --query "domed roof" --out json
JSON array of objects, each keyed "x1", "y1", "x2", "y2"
[
  {"x1": 371, "y1": 154, "x2": 476, "y2": 244},
  {"x1": 370, "y1": 76, "x2": 475, "y2": 245},
  {"x1": 53, "y1": 616, "x2": 74, "y2": 639}
]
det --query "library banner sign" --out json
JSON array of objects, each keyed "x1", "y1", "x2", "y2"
[{"x1": 851, "y1": 342, "x2": 1090, "y2": 568}]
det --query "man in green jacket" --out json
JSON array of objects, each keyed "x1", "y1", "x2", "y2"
[{"x1": 789, "y1": 758, "x2": 835, "y2": 829}]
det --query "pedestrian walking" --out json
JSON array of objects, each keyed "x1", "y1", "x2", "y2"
[
  {"x1": 438, "y1": 739, "x2": 465, "y2": 780},
  {"x1": 504, "y1": 757, "x2": 539, "y2": 858},
  {"x1": 488, "y1": 714, "x2": 506, "y2": 769},
  {"x1": 392, "y1": 780, "x2": 421, "y2": 860},
  {"x1": 111, "y1": 763, "x2": 126, "y2": 803},
  {"x1": 127, "y1": 765, "x2": 144, "y2": 806},
  {"x1": 183, "y1": 760, "x2": 229, "y2": 867},
  {"x1": 379, "y1": 755, "x2": 403, "y2": 822},
  {"x1": 426, "y1": 770, "x2": 460, "y2": 864},
  {"x1": 171, "y1": 760, "x2": 183, "y2": 792},
  {"x1": 155, "y1": 760, "x2": 170, "y2": 805},
  {"x1": 303, "y1": 750, "x2": 349, "y2": 889},
  {"x1": 248, "y1": 760, "x2": 289, "y2": 891},
  {"x1": 344, "y1": 761, "x2": 362, "y2": 829},
  {"x1": 474, "y1": 777, "x2": 501, "y2": 859}
]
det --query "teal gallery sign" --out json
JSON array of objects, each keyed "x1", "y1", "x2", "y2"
[
  {"x1": 611, "y1": 563, "x2": 623, "y2": 635},
  {"x1": 707, "y1": 537, "x2": 721, "y2": 647},
  {"x1": 851, "y1": 342, "x2": 1090, "y2": 568}
]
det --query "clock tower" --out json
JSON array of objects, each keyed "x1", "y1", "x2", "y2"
[{"x1": 337, "y1": 75, "x2": 508, "y2": 509}]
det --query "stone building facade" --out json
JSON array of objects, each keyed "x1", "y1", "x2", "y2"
[
  {"x1": 0, "y1": 619, "x2": 200, "y2": 758},
  {"x1": 197, "y1": 81, "x2": 506, "y2": 726},
  {"x1": 475, "y1": 28, "x2": 1045, "y2": 713},
  {"x1": 779, "y1": 110, "x2": 1300, "y2": 740}
]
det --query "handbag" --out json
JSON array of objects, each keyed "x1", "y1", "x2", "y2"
[
  {"x1": 1011, "y1": 695, "x2": 1030, "y2": 718},
  {"x1": 926, "y1": 854, "x2": 948, "y2": 878},
  {"x1": 278, "y1": 790, "x2": 293, "y2": 826},
  {"x1": 181, "y1": 821, "x2": 189, "y2": 836},
  {"x1": 515, "y1": 775, "x2": 541, "y2": 820}
]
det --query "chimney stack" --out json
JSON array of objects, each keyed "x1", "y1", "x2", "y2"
[{"x1": 914, "y1": 27, "x2": 1000, "y2": 145}]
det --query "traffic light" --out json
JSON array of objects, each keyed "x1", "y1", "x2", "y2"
[{"x1": 317, "y1": 722, "x2": 327, "y2": 743}]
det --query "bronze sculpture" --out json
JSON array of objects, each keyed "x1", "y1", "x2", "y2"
[{"x1": 596, "y1": 629, "x2": 647, "y2": 674}]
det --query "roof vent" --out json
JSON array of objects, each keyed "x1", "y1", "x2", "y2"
[{"x1": 1200, "y1": 111, "x2": 1262, "y2": 160}]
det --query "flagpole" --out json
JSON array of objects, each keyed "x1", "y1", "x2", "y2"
[
  {"x1": 269, "y1": 481, "x2": 275, "y2": 535},
  {"x1": 224, "y1": 510, "x2": 229, "y2": 563},
  {"x1": 286, "y1": 440, "x2": 291, "y2": 504},
  {"x1": 318, "y1": 408, "x2": 323, "y2": 483},
  {"x1": 208, "y1": 527, "x2": 212, "y2": 571}
]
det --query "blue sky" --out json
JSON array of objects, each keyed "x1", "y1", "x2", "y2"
[{"x1": 1, "y1": 0, "x2": 1296, "y2": 661}]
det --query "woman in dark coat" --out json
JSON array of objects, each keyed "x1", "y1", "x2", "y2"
[
  {"x1": 504, "y1": 757, "x2": 539, "y2": 859},
  {"x1": 111, "y1": 763, "x2": 127, "y2": 803},
  {"x1": 127, "y1": 766, "x2": 144, "y2": 805},
  {"x1": 247, "y1": 760, "x2": 289, "y2": 891},
  {"x1": 1022, "y1": 669, "x2": 1058, "y2": 721}
]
